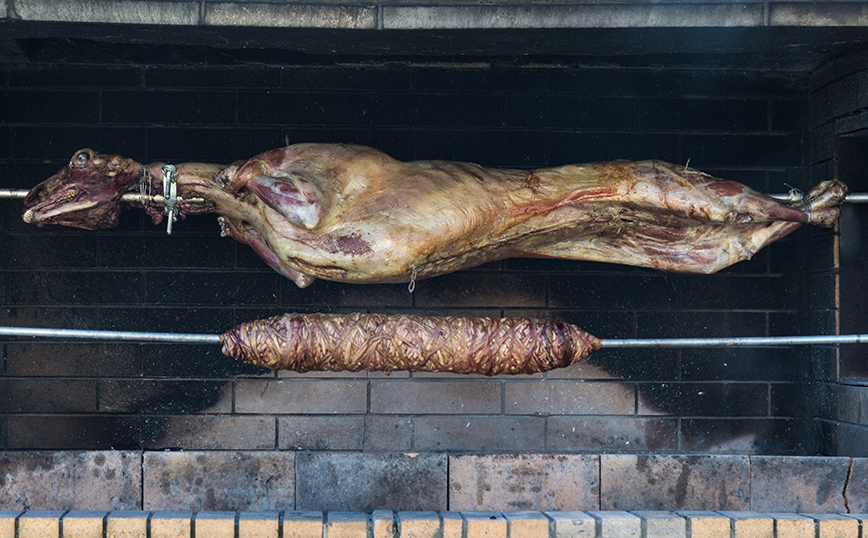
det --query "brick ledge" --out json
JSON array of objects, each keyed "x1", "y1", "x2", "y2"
[{"x1": 1, "y1": 510, "x2": 867, "y2": 538}]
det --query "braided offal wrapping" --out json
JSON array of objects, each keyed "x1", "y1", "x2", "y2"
[{"x1": 220, "y1": 313, "x2": 601, "y2": 375}]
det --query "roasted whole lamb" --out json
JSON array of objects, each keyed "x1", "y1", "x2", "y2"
[
  {"x1": 220, "y1": 312, "x2": 601, "y2": 375},
  {"x1": 22, "y1": 144, "x2": 847, "y2": 287}
]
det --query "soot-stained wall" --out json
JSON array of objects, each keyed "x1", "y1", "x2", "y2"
[
  {"x1": 0, "y1": 58, "x2": 818, "y2": 454},
  {"x1": 810, "y1": 53, "x2": 868, "y2": 456}
]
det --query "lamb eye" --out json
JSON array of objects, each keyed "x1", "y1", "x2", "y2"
[{"x1": 76, "y1": 152, "x2": 89, "y2": 164}]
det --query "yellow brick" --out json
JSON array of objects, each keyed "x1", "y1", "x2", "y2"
[
  {"x1": 842, "y1": 515, "x2": 868, "y2": 527},
  {"x1": 634, "y1": 511, "x2": 687, "y2": 538},
  {"x1": 441, "y1": 512, "x2": 463, "y2": 538},
  {"x1": 326, "y1": 512, "x2": 367, "y2": 538},
  {"x1": 20, "y1": 511, "x2": 65, "y2": 538},
  {"x1": 504, "y1": 511, "x2": 549, "y2": 538},
  {"x1": 282, "y1": 511, "x2": 322, "y2": 538},
  {"x1": 806, "y1": 514, "x2": 859, "y2": 538},
  {"x1": 767, "y1": 513, "x2": 814, "y2": 538},
  {"x1": 63, "y1": 511, "x2": 108, "y2": 538},
  {"x1": 150, "y1": 512, "x2": 191, "y2": 538},
  {"x1": 371, "y1": 510, "x2": 393, "y2": 538},
  {"x1": 194, "y1": 512, "x2": 235, "y2": 538},
  {"x1": 238, "y1": 512, "x2": 279, "y2": 538},
  {"x1": 106, "y1": 511, "x2": 149, "y2": 538},
  {"x1": 462, "y1": 512, "x2": 507, "y2": 538},
  {"x1": 679, "y1": 511, "x2": 730, "y2": 538},
  {"x1": 719, "y1": 512, "x2": 773, "y2": 538},
  {"x1": 0, "y1": 512, "x2": 22, "y2": 538},
  {"x1": 545, "y1": 511, "x2": 596, "y2": 538},
  {"x1": 588, "y1": 511, "x2": 641, "y2": 538},
  {"x1": 397, "y1": 512, "x2": 441, "y2": 538}
]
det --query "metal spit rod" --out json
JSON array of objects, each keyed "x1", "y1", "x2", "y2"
[
  {"x1": 0, "y1": 326, "x2": 221, "y2": 344},
  {"x1": 2, "y1": 188, "x2": 868, "y2": 203},
  {"x1": 1, "y1": 325, "x2": 867, "y2": 347},
  {"x1": 0, "y1": 188, "x2": 204, "y2": 204}
]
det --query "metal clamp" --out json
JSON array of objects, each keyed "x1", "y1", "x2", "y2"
[{"x1": 161, "y1": 164, "x2": 178, "y2": 235}]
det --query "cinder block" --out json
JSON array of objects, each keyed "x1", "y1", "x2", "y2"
[
  {"x1": 633, "y1": 511, "x2": 687, "y2": 538},
  {"x1": 144, "y1": 416, "x2": 274, "y2": 450},
  {"x1": 106, "y1": 511, "x2": 149, "y2": 538},
  {"x1": 545, "y1": 511, "x2": 596, "y2": 538},
  {"x1": 462, "y1": 512, "x2": 507, "y2": 538},
  {"x1": 803, "y1": 514, "x2": 859, "y2": 538},
  {"x1": 235, "y1": 380, "x2": 367, "y2": 414},
  {"x1": 396, "y1": 511, "x2": 440, "y2": 538},
  {"x1": 844, "y1": 459, "x2": 868, "y2": 513},
  {"x1": 282, "y1": 511, "x2": 322, "y2": 538},
  {"x1": 441, "y1": 512, "x2": 463, "y2": 538},
  {"x1": 326, "y1": 512, "x2": 367, "y2": 538},
  {"x1": 449, "y1": 454, "x2": 599, "y2": 511},
  {"x1": 19, "y1": 511, "x2": 64, "y2": 538},
  {"x1": 415, "y1": 416, "x2": 546, "y2": 452},
  {"x1": 143, "y1": 452, "x2": 294, "y2": 511},
  {"x1": 678, "y1": 511, "x2": 730, "y2": 538},
  {"x1": 62, "y1": 511, "x2": 108, "y2": 538},
  {"x1": 150, "y1": 512, "x2": 192, "y2": 538},
  {"x1": 750, "y1": 456, "x2": 849, "y2": 512},
  {"x1": 504, "y1": 511, "x2": 548, "y2": 538},
  {"x1": 279, "y1": 416, "x2": 364, "y2": 450},
  {"x1": 766, "y1": 514, "x2": 814, "y2": 538},
  {"x1": 194, "y1": 512, "x2": 235, "y2": 538},
  {"x1": 0, "y1": 452, "x2": 141, "y2": 510},
  {"x1": 601, "y1": 455, "x2": 749, "y2": 511},
  {"x1": 238, "y1": 512, "x2": 279, "y2": 538},
  {"x1": 587, "y1": 511, "x2": 641, "y2": 538},
  {"x1": 504, "y1": 380, "x2": 634, "y2": 415},
  {"x1": 371, "y1": 510, "x2": 394, "y2": 538},
  {"x1": 371, "y1": 380, "x2": 500, "y2": 414},
  {"x1": 719, "y1": 512, "x2": 773, "y2": 538},
  {"x1": 295, "y1": 453, "x2": 446, "y2": 511},
  {"x1": 0, "y1": 513, "x2": 21, "y2": 538}
]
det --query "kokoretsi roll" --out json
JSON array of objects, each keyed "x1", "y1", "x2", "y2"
[{"x1": 220, "y1": 312, "x2": 601, "y2": 375}]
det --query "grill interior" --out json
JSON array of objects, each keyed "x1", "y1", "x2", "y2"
[{"x1": 1, "y1": 0, "x2": 868, "y2": 512}]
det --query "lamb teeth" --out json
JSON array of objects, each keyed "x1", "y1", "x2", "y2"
[{"x1": 22, "y1": 209, "x2": 34, "y2": 223}]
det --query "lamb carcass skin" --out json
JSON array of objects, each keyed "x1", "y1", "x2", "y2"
[{"x1": 22, "y1": 144, "x2": 847, "y2": 288}]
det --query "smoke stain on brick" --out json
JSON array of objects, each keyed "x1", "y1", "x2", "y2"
[{"x1": 673, "y1": 462, "x2": 692, "y2": 508}]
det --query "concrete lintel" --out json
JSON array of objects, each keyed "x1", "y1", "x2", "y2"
[
  {"x1": 382, "y1": 3, "x2": 764, "y2": 30},
  {"x1": 204, "y1": 3, "x2": 377, "y2": 29},
  {"x1": 10, "y1": 0, "x2": 200, "y2": 25},
  {"x1": 770, "y1": 2, "x2": 868, "y2": 27},
  {"x1": 5, "y1": 1, "x2": 868, "y2": 32}
]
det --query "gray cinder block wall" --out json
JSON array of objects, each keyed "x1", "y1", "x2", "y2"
[
  {"x1": 0, "y1": 58, "x2": 816, "y2": 455},
  {"x1": 809, "y1": 52, "x2": 868, "y2": 456}
]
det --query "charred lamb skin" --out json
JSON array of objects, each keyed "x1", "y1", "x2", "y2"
[
  {"x1": 220, "y1": 312, "x2": 602, "y2": 375},
  {"x1": 22, "y1": 144, "x2": 847, "y2": 287}
]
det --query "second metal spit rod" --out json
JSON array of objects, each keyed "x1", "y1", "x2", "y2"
[
  {"x1": 1, "y1": 325, "x2": 867, "y2": 347},
  {"x1": 2, "y1": 188, "x2": 868, "y2": 204}
]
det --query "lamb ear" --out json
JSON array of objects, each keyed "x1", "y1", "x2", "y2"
[{"x1": 246, "y1": 173, "x2": 322, "y2": 230}]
